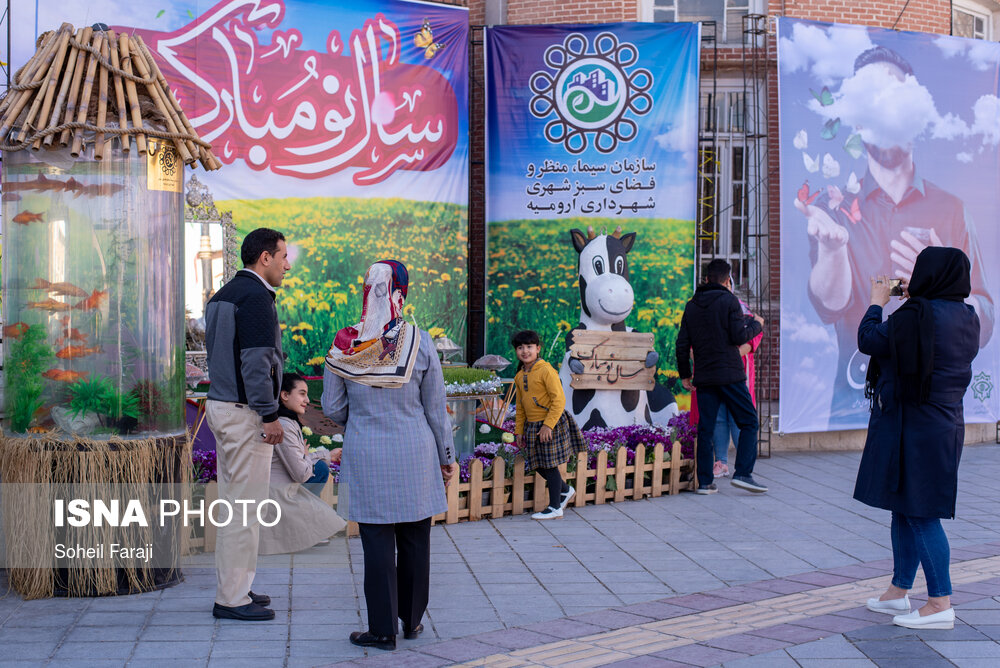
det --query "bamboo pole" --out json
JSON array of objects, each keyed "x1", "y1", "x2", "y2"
[
  {"x1": 0, "y1": 29, "x2": 59, "y2": 134},
  {"x1": 0, "y1": 40, "x2": 47, "y2": 118},
  {"x1": 71, "y1": 31, "x2": 105, "y2": 158},
  {"x1": 15, "y1": 26, "x2": 72, "y2": 143},
  {"x1": 119, "y1": 34, "x2": 146, "y2": 154},
  {"x1": 94, "y1": 34, "x2": 111, "y2": 160},
  {"x1": 135, "y1": 36, "x2": 198, "y2": 159},
  {"x1": 42, "y1": 27, "x2": 84, "y2": 148},
  {"x1": 128, "y1": 35, "x2": 193, "y2": 164},
  {"x1": 29, "y1": 27, "x2": 74, "y2": 149},
  {"x1": 59, "y1": 26, "x2": 92, "y2": 147},
  {"x1": 107, "y1": 31, "x2": 130, "y2": 154}
]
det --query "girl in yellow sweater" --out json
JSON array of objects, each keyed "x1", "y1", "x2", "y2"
[{"x1": 512, "y1": 330, "x2": 587, "y2": 519}]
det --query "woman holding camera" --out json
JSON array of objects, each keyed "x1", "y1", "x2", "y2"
[{"x1": 854, "y1": 247, "x2": 980, "y2": 630}]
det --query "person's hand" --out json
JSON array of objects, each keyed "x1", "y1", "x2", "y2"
[
  {"x1": 796, "y1": 198, "x2": 848, "y2": 251},
  {"x1": 329, "y1": 448, "x2": 342, "y2": 464},
  {"x1": 262, "y1": 420, "x2": 283, "y2": 445},
  {"x1": 753, "y1": 313, "x2": 764, "y2": 327},
  {"x1": 738, "y1": 343, "x2": 752, "y2": 357},
  {"x1": 441, "y1": 462, "x2": 458, "y2": 487},
  {"x1": 891, "y1": 227, "x2": 942, "y2": 281},
  {"x1": 539, "y1": 425, "x2": 553, "y2": 443},
  {"x1": 515, "y1": 434, "x2": 523, "y2": 448},
  {"x1": 870, "y1": 275, "x2": 891, "y2": 307},
  {"x1": 681, "y1": 378, "x2": 694, "y2": 392}
]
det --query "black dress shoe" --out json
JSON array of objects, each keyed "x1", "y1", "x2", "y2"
[
  {"x1": 249, "y1": 591, "x2": 270, "y2": 606},
  {"x1": 349, "y1": 630, "x2": 396, "y2": 650},
  {"x1": 212, "y1": 602, "x2": 275, "y2": 621},
  {"x1": 402, "y1": 623, "x2": 424, "y2": 639}
]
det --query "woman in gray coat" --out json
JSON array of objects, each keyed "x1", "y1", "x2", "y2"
[{"x1": 322, "y1": 260, "x2": 456, "y2": 651}]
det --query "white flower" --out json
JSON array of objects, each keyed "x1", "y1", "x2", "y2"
[
  {"x1": 478, "y1": 423, "x2": 491, "y2": 434},
  {"x1": 501, "y1": 432, "x2": 515, "y2": 443},
  {"x1": 319, "y1": 435, "x2": 332, "y2": 445},
  {"x1": 332, "y1": 433, "x2": 344, "y2": 442},
  {"x1": 301, "y1": 426, "x2": 314, "y2": 437}
]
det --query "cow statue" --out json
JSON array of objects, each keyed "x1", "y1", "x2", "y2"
[{"x1": 559, "y1": 226, "x2": 679, "y2": 430}]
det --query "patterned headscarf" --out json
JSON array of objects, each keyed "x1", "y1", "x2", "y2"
[{"x1": 326, "y1": 260, "x2": 420, "y2": 388}]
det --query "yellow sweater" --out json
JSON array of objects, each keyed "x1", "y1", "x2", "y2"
[{"x1": 514, "y1": 359, "x2": 566, "y2": 434}]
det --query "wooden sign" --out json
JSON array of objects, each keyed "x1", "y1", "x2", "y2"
[{"x1": 568, "y1": 330, "x2": 656, "y2": 391}]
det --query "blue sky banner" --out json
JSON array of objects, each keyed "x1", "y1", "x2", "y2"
[
  {"x1": 14, "y1": 0, "x2": 469, "y2": 374},
  {"x1": 485, "y1": 23, "x2": 700, "y2": 388},
  {"x1": 777, "y1": 18, "x2": 1000, "y2": 432}
]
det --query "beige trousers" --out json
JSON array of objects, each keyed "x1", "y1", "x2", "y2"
[{"x1": 206, "y1": 400, "x2": 273, "y2": 607}]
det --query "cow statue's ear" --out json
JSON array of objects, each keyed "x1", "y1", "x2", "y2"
[
  {"x1": 570, "y1": 228, "x2": 588, "y2": 253},
  {"x1": 620, "y1": 232, "x2": 636, "y2": 253}
]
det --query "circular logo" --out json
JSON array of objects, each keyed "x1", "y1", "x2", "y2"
[
  {"x1": 159, "y1": 146, "x2": 178, "y2": 176},
  {"x1": 530, "y1": 32, "x2": 652, "y2": 155}
]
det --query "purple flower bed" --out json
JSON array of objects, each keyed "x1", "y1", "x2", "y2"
[
  {"x1": 457, "y1": 414, "x2": 695, "y2": 483},
  {"x1": 192, "y1": 449, "x2": 217, "y2": 483}
]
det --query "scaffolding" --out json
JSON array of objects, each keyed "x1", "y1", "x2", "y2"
[{"x1": 742, "y1": 13, "x2": 773, "y2": 458}]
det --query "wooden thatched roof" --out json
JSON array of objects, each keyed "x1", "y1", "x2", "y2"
[{"x1": 0, "y1": 22, "x2": 219, "y2": 170}]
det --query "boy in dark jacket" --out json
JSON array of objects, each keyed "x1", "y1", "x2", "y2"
[{"x1": 676, "y1": 259, "x2": 766, "y2": 494}]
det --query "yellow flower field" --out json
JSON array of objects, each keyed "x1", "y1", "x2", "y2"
[{"x1": 222, "y1": 197, "x2": 467, "y2": 374}]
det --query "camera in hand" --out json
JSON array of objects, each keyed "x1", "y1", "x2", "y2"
[{"x1": 889, "y1": 279, "x2": 904, "y2": 296}]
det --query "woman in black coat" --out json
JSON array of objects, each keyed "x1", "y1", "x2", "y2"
[{"x1": 854, "y1": 247, "x2": 980, "y2": 631}]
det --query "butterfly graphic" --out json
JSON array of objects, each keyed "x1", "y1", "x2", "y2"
[
  {"x1": 840, "y1": 197, "x2": 862, "y2": 224},
  {"x1": 797, "y1": 181, "x2": 820, "y2": 206},
  {"x1": 810, "y1": 86, "x2": 834, "y2": 106},
  {"x1": 414, "y1": 18, "x2": 444, "y2": 58},
  {"x1": 845, "y1": 171, "x2": 861, "y2": 194},
  {"x1": 803, "y1": 152, "x2": 819, "y2": 173},
  {"x1": 822, "y1": 153, "x2": 840, "y2": 179},
  {"x1": 826, "y1": 185, "x2": 844, "y2": 210}
]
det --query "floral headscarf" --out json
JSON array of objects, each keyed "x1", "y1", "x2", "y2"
[{"x1": 325, "y1": 260, "x2": 420, "y2": 388}]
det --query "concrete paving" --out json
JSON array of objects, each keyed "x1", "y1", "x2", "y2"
[{"x1": 1, "y1": 444, "x2": 999, "y2": 666}]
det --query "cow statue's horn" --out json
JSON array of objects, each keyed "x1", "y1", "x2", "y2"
[
  {"x1": 612, "y1": 226, "x2": 623, "y2": 239},
  {"x1": 586, "y1": 225, "x2": 596, "y2": 240}
]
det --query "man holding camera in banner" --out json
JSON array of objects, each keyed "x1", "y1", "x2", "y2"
[{"x1": 796, "y1": 46, "x2": 993, "y2": 428}]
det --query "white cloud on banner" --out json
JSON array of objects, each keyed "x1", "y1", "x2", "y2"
[
  {"x1": 972, "y1": 95, "x2": 1000, "y2": 145},
  {"x1": 935, "y1": 35, "x2": 1000, "y2": 72},
  {"x1": 653, "y1": 113, "x2": 697, "y2": 167},
  {"x1": 784, "y1": 312, "x2": 836, "y2": 352},
  {"x1": 779, "y1": 22, "x2": 874, "y2": 85},
  {"x1": 809, "y1": 65, "x2": 937, "y2": 149}
]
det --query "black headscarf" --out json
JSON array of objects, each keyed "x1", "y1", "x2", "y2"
[{"x1": 888, "y1": 247, "x2": 971, "y2": 403}]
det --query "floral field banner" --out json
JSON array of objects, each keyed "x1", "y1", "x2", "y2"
[
  {"x1": 17, "y1": 0, "x2": 469, "y2": 374},
  {"x1": 777, "y1": 18, "x2": 1000, "y2": 432},
  {"x1": 485, "y1": 23, "x2": 700, "y2": 390}
]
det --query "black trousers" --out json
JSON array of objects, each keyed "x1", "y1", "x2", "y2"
[
  {"x1": 695, "y1": 382, "x2": 759, "y2": 486},
  {"x1": 357, "y1": 517, "x2": 432, "y2": 637}
]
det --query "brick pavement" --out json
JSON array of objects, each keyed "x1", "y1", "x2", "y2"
[{"x1": 0, "y1": 445, "x2": 998, "y2": 666}]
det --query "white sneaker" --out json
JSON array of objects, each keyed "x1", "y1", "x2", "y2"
[
  {"x1": 531, "y1": 506, "x2": 563, "y2": 520},
  {"x1": 893, "y1": 607, "x2": 955, "y2": 630},
  {"x1": 559, "y1": 486, "x2": 576, "y2": 510},
  {"x1": 866, "y1": 595, "x2": 910, "y2": 615}
]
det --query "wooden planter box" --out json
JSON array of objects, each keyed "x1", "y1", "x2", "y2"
[{"x1": 187, "y1": 442, "x2": 693, "y2": 553}]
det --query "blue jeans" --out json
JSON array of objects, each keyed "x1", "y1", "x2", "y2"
[
  {"x1": 891, "y1": 512, "x2": 952, "y2": 597},
  {"x1": 695, "y1": 382, "x2": 758, "y2": 486},
  {"x1": 713, "y1": 406, "x2": 738, "y2": 464},
  {"x1": 305, "y1": 459, "x2": 329, "y2": 497}
]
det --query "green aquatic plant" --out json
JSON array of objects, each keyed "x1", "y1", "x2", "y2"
[
  {"x1": 5, "y1": 324, "x2": 55, "y2": 433},
  {"x1": 68, "y1": 374, "x2": 140, "y2": 430}
]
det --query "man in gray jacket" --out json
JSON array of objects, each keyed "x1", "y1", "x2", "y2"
[{"x1": 205, "y1": 228, "x2": 290, "y2": 621}]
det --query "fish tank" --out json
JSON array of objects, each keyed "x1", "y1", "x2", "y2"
[{"x1": 2, "y1": 145, "x2": 185, "y2": 438}]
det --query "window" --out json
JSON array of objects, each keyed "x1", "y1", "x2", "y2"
[
  {"x1": 696, "y1": 81, "x2": 766, "y2": 293},
  {"x1": 642, "y1": 0, "x2": 760, "y2": 43},
  {"x1": 952, "y1": 0, "x2": 997, "y2": 40}
]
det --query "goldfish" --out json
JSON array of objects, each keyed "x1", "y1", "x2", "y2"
[
  {"x1": 3, "y1": 322, "x2": 29, "y2": 338},
  {"x1": 73, "y1": 289, "x2": 109, "y2": 311},
  {"x1": 42, "y1": 369, "x2": 88, "y2": 382},
  {"x1": 27, "y1": 297, "x2": 71, "y2": 311},
  {"x1": 55, "y1": 344, "x2": 102, "y2": 359},
  {"x1": 12, "y1": 211, "x2": 44, "y2": 224},
  {"x1": 58, "y1": 325, "x2": 88, "y2": 344},
  {"x1": 2, "y1": 192, "x2": 21, "y2": 202},
  {"x1": 47, "y1": 281, "x2": 88, "y2": 297},
  {"x1": 30, "y1": 278, "x2": 52, "y2": 290}
]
